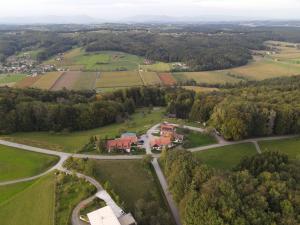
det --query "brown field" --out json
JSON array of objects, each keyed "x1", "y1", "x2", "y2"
[
  {"x1": 31, "y1": 72, "x2": 63, "y2": 90},
  {"x1": 51, "y1": 71, "x2": 81, "y2": 91},
  {"x1": 15, "y1": 76, "x2": 41, "y2": 88},
  {"x1": 95, "y1": 71, "x2": 143, "y2": 88},
  {"x1": 139, "y1": 72, "x2": 162, "y2": 85},
  {"x1": 173, "y1": 72, "x2": 242, "y2": 84},
  {"x1": 158, "y1": 73, "x2": 177, "y2": 85},
  {"x1": 183, "y1": 86, "x2": 219, "y2": 93}
]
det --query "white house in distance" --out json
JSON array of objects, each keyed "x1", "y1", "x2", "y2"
[{"x1": 87, "y1": 206, "x2": 137, "y2": 225}]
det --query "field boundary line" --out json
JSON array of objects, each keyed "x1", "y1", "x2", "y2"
[
  {"x1": 49, "y1": 72, "x2": 66, "y2": 91},
  {"x1": 138, "y1": 70, "x2": 146, "y2": 85}
]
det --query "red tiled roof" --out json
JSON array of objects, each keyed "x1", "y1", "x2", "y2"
[
  {"x1": 150, "y1": 137, "x2": 172, "y2": 147},
  {"x1": 107, "y1": 136, "x2": 138, "y2": 150}
]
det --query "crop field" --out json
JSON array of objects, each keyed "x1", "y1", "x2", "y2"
[
  {"x1": 194, "y1": 143, "x2": 257, "y2": 170},
  {"x1": 51, "y1": 71, "x2": 82, "y2": 91},
  {"x1": 0, "y1": 74, "x2": 26, "y2": 87},
  {"x1": 158, "y1": 73, "x2": 177, "y2": 85},
  {"x1": 14, "y1": 76, "x2": 41, "y2": 88},
  {"x1": 0, "y1": 174, "x2": 55, "y2": 225},
  {"x1": 31, "y1": 72, "x2": 63, "y2": 90},
  {"x1": 173, "y1": 71, "x2": 243, "y2": 84},
  {"x1": 0, "y1": 181, "x2": 34, "y2": 204},
  {"x1": 183, "y1": 86, "x2": 219, "y2": 92},
  {"x1": 0, "y1": 144, "x2": 58, "y2": 182},
  {"x1": 72, "y1": 72, "x2": 98, "y2": 90},
  {"x1": 139, "y1": 71, "x2": 162, "y2": 85},
  {"x1": 258, "y1": 137, "x2": 300, "y2": 159},
  {"x1": 140, "y1": 62, "x2": 171, "y2": 72},
  {"x1": 96, "y1": 71, "x2": 143, "y2": 88},
  {"x1": 2, "y1": 108, "x2": 165, "y2": 153},
  {"x1": 46, "y1": 48, "x2": 144, "y2": 72}
]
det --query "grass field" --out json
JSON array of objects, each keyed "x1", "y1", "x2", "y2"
[
  {"x1": 88, "y1": 160, "x2": 169, "y2": 213},
  {"x1": 183, "y1": 86, "x2": 219, "y2": 93},
  {"x1": 181, "y1": 131, "x2": 217, "y2": 148},
  {"x1": 139, "y1": 71, "x2": 162, "y2": 85},
  {"x1": 1, "y1": 108, "x2": 165, "y2": 153},
  {"x1": 31, "y1": 72, "x2": 63, "y2": 89},
  {"x1": 194, "y1": 143, "x2": 257, "y2": 170},
  {"x1": 0, "y1": 144, "x2": 58, "y2": 181},
  {"x1": 0, "y1": 174, "x2": 55, "y2": 225},
  {"x1": 0, "y1": 181, "x2": 34, "y2": 204},
  {"x1": 0, "y1": 74, "x2": 26, "y2": 87},
  {"x1": 173, "y1": 71, "x2": 243, "y2": 84},
  {"x1": 46, "y1": 48, "x2": 144, "y2": 71},
  {"x1": 258, "y1": 137, "x2": 300, "y2": 159},
  {"x1": 96, "y1": 71, "x2": 143, "y2": 88},
  {"x1": 140, "y1": 62, "x2": 171, "y2": 72}
]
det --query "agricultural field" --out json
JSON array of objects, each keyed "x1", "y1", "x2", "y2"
[
  {"x1": 258, "y1": 137, "x2": 300, "y2": 159},
  {"x1": 31, "y1": 72, "x2": 63, "y2": 90},
  {"x1": 0, "y1": 74, "x2": 26, "y2": 87},
  {"x1": 14, "y1": 75, "x2": 41, "y2": 88},
  {"x1": 51, "y1": 71, "x2": 81, "y2": 91},
  {"x1": 1, "y1": 108, "x2": 165, "y2": 153},
  {"x1": 140, "y1": 62, "x2": 171, "y2": 72},
  {"x1": 173, "y1": 71, "x2": 243, "y2": 85},
  {"x1": 72, "y1": 72, "x2": 98, "y2": 90},
  {"x1": 182, "y1": 86, "x2": 219, "y2": 93},
  {"x1": 96, "y1": 71, "x2": 143, "y2": 88},
  {"x1": 0, "y1": 144, "x2": 58, "y2": 182},
  {"x1": 45, "y1": 48, "x2": 144, "y2": 71},
  {"x1": 158, "y1": 73, "x2": 177, "y2": 85},
  {"x1": 139, "y1": 71, "x2": 162, "y2": 85},
  {"x1": 194, "y1": 143, "x2": 257, "y2": 170},
  {"x1": 0, "y1": 174, "x2": 55, "y2": 225}
]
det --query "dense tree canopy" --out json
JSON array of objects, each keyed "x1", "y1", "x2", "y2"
[{"x1": 161, "y1": 150, "x2": 300, "y2": 225}]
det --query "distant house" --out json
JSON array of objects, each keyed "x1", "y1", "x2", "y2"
[
  {"x1": 106, "y1": 133, "x2": 139, "y2": 153},
  {"x1": 150, "y1": 136, "x2": 173, "y2": 150},
  {"x1": 160, "y1": 123, "x2": 176, "y2": 137}
]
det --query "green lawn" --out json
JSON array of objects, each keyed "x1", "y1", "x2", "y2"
[
  {"x1": 0, "y1": 145, "x2": 59, "y2": 181},
  {"x1": 0, "y1": 174, "x2": 55, "y2": 225},
  {"x1": 88, "y1": 160, "x2": 169, "y2": 213},
  {"x1": 176, "y1": 128, "x2": 217, "y2": 148},
  {"x1": 258, "y1": 137, "x2": 300, "y2": 159},
  {"x1": 194, "y1": 143, "x2": 257, "y2": 170},
  {"x1": 0, "y1": 180, "x2": 34, "y2": 204},
  {"x1": 0, "y1": 74, "x2": 26, "y2": 85},
  {"x1": 2, "y1": 108, "x2": 165, "y2": 153}
]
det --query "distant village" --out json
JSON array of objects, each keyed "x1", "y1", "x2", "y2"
[{"x1": 0, "y1": 52, "x2": 61, "y2": 75}]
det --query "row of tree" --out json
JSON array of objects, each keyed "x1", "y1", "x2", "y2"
[
  {"x1": 161, "y1": 149, "x2": 300, "y2": 225},
  {"x1": 0, "y1": 86, "x2": 166, "y2": 134}
]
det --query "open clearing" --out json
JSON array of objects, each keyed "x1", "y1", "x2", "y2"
[
  {"x1": 194, "y1": 143, "x2": 257, "y2": 170},
  {"x1": 258, "y1": 137, "x2": 300, "y2": 159},
  {"x1": 0, "y1": 74, "x2": 26, "y2": 87},
  {"x1": 31, "y1": 72, "x2": 63, "y2": 89},
  {"x1": 140, "y1": 62, "x2": 171, "y2": 72},
  {"x1": 0, "y1": 174, "x2": 55, "y2": 225},
  {"x1": 139, "y1": 71, "x2": 162, "y2": 85},
  {"x1": 173, "y1": 71, "x2": 243, "y2": 84},
  {"x1": 46, "y1": 48, "x2": 144, "y2": 71},
  {"x1": 88, "y1": 160, "x2": 170, "y2": 214},
  {"x1": 158, "y1": 73, "x2": 177, "y2": 85},
  {"x1": 96, "y1": 71, "x2": 143, "y2": 88},
  {"x1": 1, "y1": 108, "x2": 165, "y2": 153},
  {"x1": 0, "y1": 144, "x2": 58, "y2": 182}
]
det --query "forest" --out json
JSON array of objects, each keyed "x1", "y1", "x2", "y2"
[
  {"x1": 161, "y1": 149, "x2": 300, "y2": 225},
  {"x1": 0, "y1": 87, "x2": 166, "y2": 134},
  {"x1": 1, "y1": 25, "x2": 300, "y2": 70}
]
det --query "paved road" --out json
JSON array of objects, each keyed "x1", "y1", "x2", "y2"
[{"x1": 152, "y1": 158, "x2": 182, "y2": 225}]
